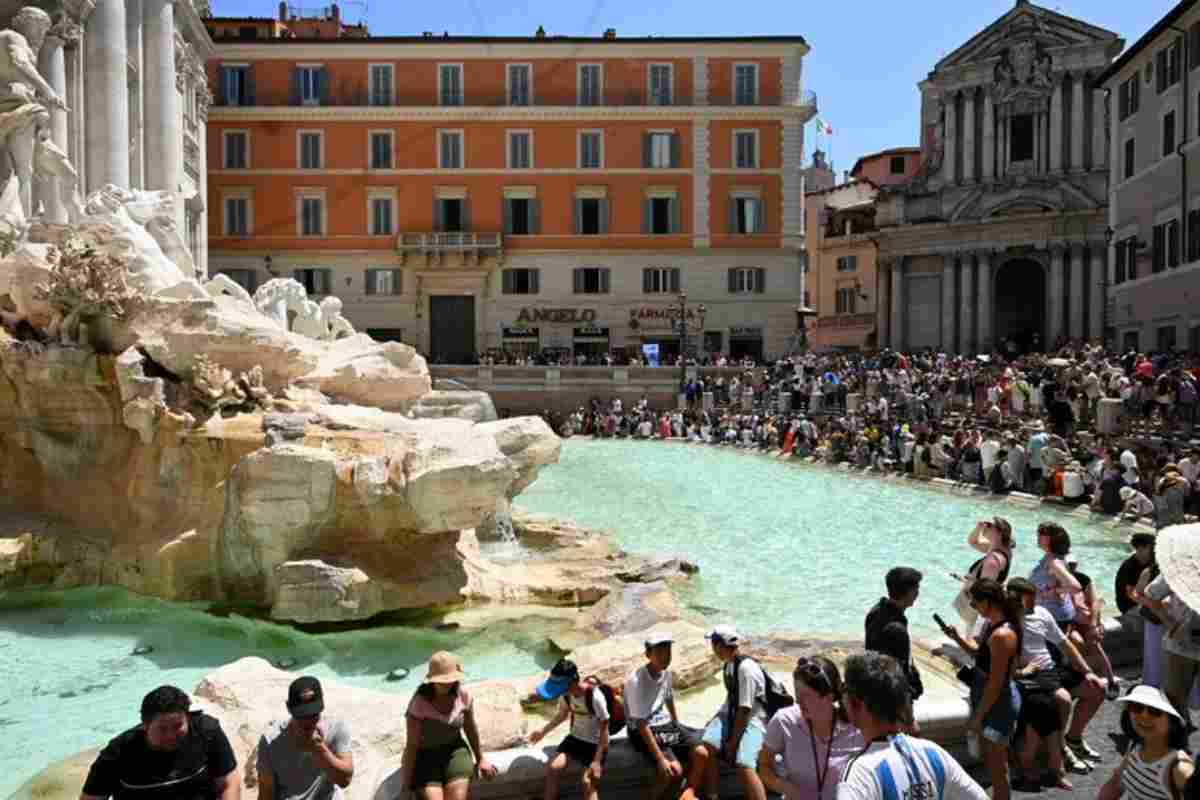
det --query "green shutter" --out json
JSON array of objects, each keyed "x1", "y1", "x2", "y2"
[
  {"x1": 530, "y1": 269, "x2": 540, "y2": 294},
  {"x1": 573, "y1": 199, "x2": 582, "y2": 234},
  {"x1": 755, "y1": 267, "x2": 766, "y2": 294},
  {"x1": 573, "y1": 269, "x2": 584, "y2": 294},
  {"x1": 669, "y1": 198, "x2": 681, "y2": 233},
  {"x1": 727, "y1": 268, "x2": 736, "y2": 293},
  {"x1": 217, "y1": 67, "x2": 229, "y2": 105},
  {"x1": 642, "y1": 134, "x2": 652, "y2": 168},
  {"x1": 433, "y1": 197, "x2": 443, "y2": 232},
  {"x1": 246, "y1": 65, "x2": 256, "y2": 104},
  {"x1": 671, "y1": 268, "x2": 680, "y2": 293},
  {"x1": 643, "y1": 269, "x2": 653, "y2": 293},
  {"x1": 670, "y1": 133, "x2": 681, "y2": 168},
  {"x1": 641, "y1": 199, "x2": 651, "y2": 234},
  {"x1": 365, "y1": 269, "x2": 376, "y2": 295},
  {"x1": 600, "y1": 268, "x2": 610, "y2": 293},
  {"x1": 502, "y1": 199, "x2": 513, "y2": 235},
  {"x1": 599, "y1": 199, "x2": 610, "y2": 234},
  {"x1": 461, "y1": 199, "x2": 471, "y2": 232},
  {"x1": 528, "y1": 199, "x2": 540, "y2": 234},
  {"x1": 502, "y1": 270, "x2": 513, "y2": 294},
  {"x1": 729, "y1": 197, "x2": 739, "y2": 234}
]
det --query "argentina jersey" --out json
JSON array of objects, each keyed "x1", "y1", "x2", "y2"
[{"x1": 837, "y1": 734, "x2": 988, "y2": 800}]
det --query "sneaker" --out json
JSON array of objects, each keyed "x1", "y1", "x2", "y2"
[
  {"x1": 1062, "y1": 745, "x2": 1092, "y2": 774},
  {"x1": 1066, "y1": 736, "x2": 1102, "y2": 763}
]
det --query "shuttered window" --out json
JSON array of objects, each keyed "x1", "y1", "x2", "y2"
[
  {"x1": 223, "y1": 132, "x2": 248, "y2": 169},
  {"x1": 579, "y1": 64, "x2": 602, "y2": 105},
  {"x1": 369, "y1": 197, "x2": 393, "y2": 235},
  {"x1": 501, "y1": 269, "x2": 539, "y2": 295},
  {"x1": 643, "y1": 197, "x2": 680, "y2": 235},
  {"x1": 507, "y1": 64, "x2": 531, "y2": 105},
  {"x1": 735, "y1": 131, "x2": 758, "y2": 168},
  {"x1": 503, "y1": 198, "x2": 540, "y2": 235},
  {"x1": 507, "y1": 131, "x2": 532, "y2": 169},
  {"x1": 369, "y1": 64, "x2": 393, "y2": 106},
  {"x1": 642, "y1": 267, "x2": 680, "y2": 294},
  {"x1": 575, "y1": 198, "x2": 608, "y2": 235},
  {"x1": 364, "y1": 268, "x2": 402, "y2": 295},
  {"x1": 573, "y1": 268, "x2": 610, "y2": 294},
  {"x1": 370, "y1": 132, "x2": 393, "y2": 169},
  {"x1": 579, "y1": 132, "x2": 602, "y2": 168},
  {"x1": 734, "y1": 64, "x2": 758, "y2": 105},
  {"x1": 439, "y1": 131, "x2": 463, "y2": 168},
  {"x1": 729, "y1": 197, "x2": 762, "y2": 234},
  {"x1": 439, "y1": 64, "x2": 463, "y2": 106},
  {"x1": 300, "y1": 197, "x2": 323, "y2": 236},
  {"x1": 645, "y1": 132, "x2": 679, "y2": 168},
  {"x1": 299, "y1": 132, "x2": 322, "y2": 169},
  {"x1": 297, "y1": 66, "x2": 325, "y2": 105},
  {"x1": 727, "y1": 267, "x2": 766, "y2": 294},
  {"x1": 648, "y1": 64, "x2": 672, "y2": 105},
  {"x1": 223, "y1": 197, "x2": 248, "y2": 236},
  {"x1": 293, "y1": 268, "x2": 331, "y2": 295}
]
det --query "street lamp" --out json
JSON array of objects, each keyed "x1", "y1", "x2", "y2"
[
  {"x1": 675, "y1": 292, "x2": 706, "y2": 393},
  {"x1": 795, "y1": 304, "x2": 816, "y2": 353}
]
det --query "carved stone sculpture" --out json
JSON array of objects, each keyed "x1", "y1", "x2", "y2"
[
  {"x1": 188, "y1": 354, "x2": 274, "y2": 419},
  {"x1": 32, "y1": 235, "x2": 140, "y2": 345},
  {"x1": 204, "y1": 273, "x2": 254, "y2": 304},
  {"x1": 319, "y1": 296, "x2": 355, "y2": 340},
  {"x1": 252, "y1": 277, "x2": 328, "y2": 340}
]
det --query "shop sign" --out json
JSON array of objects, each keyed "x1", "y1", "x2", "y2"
[
  {"x1": 516, "y1": 307, "x2": 597, "y2": 324},
  {"x1": 729, "y1": 326, "x2": 764, "y2": 338},
  {"x1": 628, "y1": 306, "x2": 703, "y2": 330},
  {"x1": 502, "y1": 326, "x2": 540, "y2": 338},
  {"x1": 573, "y1": 326, "x2": 609, "y2": 337}
]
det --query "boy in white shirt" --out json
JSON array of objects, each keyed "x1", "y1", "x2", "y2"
[{"x1": 529, "y1": 659, "x2": 610, "y2": 800}]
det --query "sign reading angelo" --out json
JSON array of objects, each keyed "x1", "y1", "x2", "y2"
[{"x1": 516, "y1": 308, "x2": 597, "y2": 324}]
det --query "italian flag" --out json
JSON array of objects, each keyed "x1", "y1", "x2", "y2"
[{"x1": 816, "y1": 118, "x2": 833, "y2": 135}]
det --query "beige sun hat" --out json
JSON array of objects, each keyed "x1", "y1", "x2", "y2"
[
  {"x1": 424, "y1": 651, "x2": 466, "y2": 684},
  {"x1": 1153, "y1": 523, "x2": 1200, "y2": 616}
]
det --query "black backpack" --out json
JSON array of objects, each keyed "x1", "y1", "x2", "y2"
[
  {"x1": 579, "y1": 676, "x2": 627, "y2": 735},
  {"x1": 725, "y1": 656, "x2": 794, "y2": 719}
]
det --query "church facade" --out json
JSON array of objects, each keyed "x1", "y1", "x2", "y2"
[{"x1": 873, "y1": 0, "x2": 1123, "y2": 355}]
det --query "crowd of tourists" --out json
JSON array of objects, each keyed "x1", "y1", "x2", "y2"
[
  {"x1": 545, "y1": 345, "x2": 1200, "y2": 528},
  {"x1": 75, "y1": 515, "x2": 1200, "y2": 800}
]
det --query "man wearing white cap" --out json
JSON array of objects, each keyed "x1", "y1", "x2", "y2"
[
  {"x1": 624, "y1": 632, "x2": 709, "y2": 800},
  {"x1": 678, "y1": 626, "x2": 768, "y2": 800}
]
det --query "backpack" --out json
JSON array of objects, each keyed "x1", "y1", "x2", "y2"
[
  {"x1": 725, "y1": 656, "x2": 794, "y2": 719},
  {"x1": 580, "y1": 676, "x2": 627, "y2": 735}
]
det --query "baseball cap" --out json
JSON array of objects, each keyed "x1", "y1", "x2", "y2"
[
  {"x1": 706, "y1": 625, "x2": 740, "y2": 647},
  {"x1": 1131, "y1": 532, "x2": 1156, "y2": 548},
  {"x1": 535, "y1": 658, "x2": 579, "y2": 701},
  {"x1": 287, "y1": 676, "x2": 324, "y2": 718},
  {"x1": 644, "y1": 632, "x2": 674, "y2": 648}
]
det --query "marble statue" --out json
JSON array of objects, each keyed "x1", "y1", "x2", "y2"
[
  {"x1": 250, "y1": 276, "x2": 348, "y2": 340},
  {"x1": 0, "y1": 8, "x2": 66, "y2": 221},
  {"x1": 203, "y1": 272, "x2": 254, "y2": 304},
  {"x1": 33, "y1": 129, "x2": 84, "y2": 222},
  {"x1": 319, "y1": 296, "x2": 355, "y2": 340}
]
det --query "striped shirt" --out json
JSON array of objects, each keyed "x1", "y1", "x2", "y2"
[
  {"x1": 1120, "y1": 746, "x2": 1185, "y2": 800},
  {"x1": 837, "y1": 734, "x2": 986, "y2": 800}
]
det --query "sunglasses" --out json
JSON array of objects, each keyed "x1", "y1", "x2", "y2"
[{"x1": 1128, "y1": 702, "x2": 1166, "y2": 718}]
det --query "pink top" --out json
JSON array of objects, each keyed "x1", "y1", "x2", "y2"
[
  {"x1": 764, "y1": 708, "x2": 865, "y2": 800},
  {"x1": 406, "y1": 689, "x2": 474, "y2": 749}
]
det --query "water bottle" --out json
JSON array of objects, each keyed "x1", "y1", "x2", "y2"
[{"x1": 966, "y1": 732, "x2": 981, "y2": 760}]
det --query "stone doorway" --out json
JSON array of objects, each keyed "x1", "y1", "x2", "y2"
[{"x1": 994, "y1": 258, "x2": 1045, "y2": 354}]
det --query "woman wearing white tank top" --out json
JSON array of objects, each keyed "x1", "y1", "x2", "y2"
[{"x1": 1099, "y1": 686, "x2": 1193, "y2": 800}]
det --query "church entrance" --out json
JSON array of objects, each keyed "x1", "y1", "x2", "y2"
[{"x1": 993, "y1": 259, "x2": 1045, "y2": 354}]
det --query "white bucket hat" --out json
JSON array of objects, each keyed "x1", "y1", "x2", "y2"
[
  {"x1": 1155, "y1": 523, "x2": 1200, "y2": 616},
  {"x1": 1116, "y1": 684, "x2": 1182, "y2": 721}
]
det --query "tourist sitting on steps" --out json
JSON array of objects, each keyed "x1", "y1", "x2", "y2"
[
  {"x1": 624, "y1": 632, "x2": 709, "y2": 800},
  {"x1": 397, "y1": 653, "x2": 496, "y2": 800},
  {"x1": 80, "y1": 685, "x2": 240, "y2": 800},
  {"x1": 527, "y1": 659, "x2": 609, "y2": 800},
  {"x1": 678, "y1": 626, "x2": 769, "y2": 800},
  {"x1": 257, "y1": 676, "x2": 354, "y2": 800},
  {"x1": 836, "y1": 652, "x2": 986, "y2": 800}
]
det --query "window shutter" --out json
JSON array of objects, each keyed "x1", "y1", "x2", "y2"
[
  {"x1": 669, "y1": 198, "x2": 681, "y2": 233},
  {"x1": 218, "y1": 67, "x2": 229, "y2": 105},
  {"x1": 365, "y1": 269, "x2": 377, "y2": 295},
  {"x1": 433, "y1": 197, "x2": 443, "y2": 232},
  {"x1": 643, "y1": 268, "x2": 653, "y2": 293},
  {"x1": 502, "y1": 199, "x2": 513, "y2": 235},
  {"x1": 641, "y1": 199, "x2": 651, "y2": 234},
  {"x1": 670, "y1": 133, "x2": 681, "y2": 168},
  {"x1": 573, "y1": 199, "x2": 582, "y2": 235},
  {"x1": 599, "y1": 199, "x2": 610, "y2": 234},
  {"x1": 573, "y1": 269, "x2": 584, "y2": 294},
  {"x1": 246, "y1": 65, "x2": 256, "y2": 104},
  {"x1": 670, "y1": 268, "x2": 680, "y2": 293},
  {"x1": 727, "y1": 268, "x2": 736, "y2": 293},
  {"x1": 600, "y1": 268, "x2": 610, "y2": 293},
  {"x1": 528, "y1": 199, "x2": 540, "y2": 234},
  {"x1": 754, "y1": 199, "x2": 765, "y2": 233},
  {"x1": 755, "y1": 267, "x2": 766, "y2": 294},
  {"x1": 642, "y1": 134, "x2": 652, "y2": 168},
  {"x1": 529, "y1": 269, "x2": 539, "y2": 294},
  {"x1": 728, "y1": 197, "x2": 739, "y2": 233},
  {"x1": 461, "y1": 199, "x2": 471, "y2": 232},
  {"x1": 502, "y1": 270, "x2": 513, "y2": 294},
  {"x1": 291, "y1": 68, "x2": 302, "y2": 104},
  {"x1": 319, "y1": 67, "x2": 330, "y2": 104}
]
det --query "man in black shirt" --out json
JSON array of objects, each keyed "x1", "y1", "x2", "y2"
[
  {"x1": 82, "y1": 685, "x2": 239, "y2": 800},
  {"x1": 1115, "y1": 533, "x2": 1156, "y2": 615},
  {"x1": 865, "y1": 567, "x2": 924, "y2": 728}
]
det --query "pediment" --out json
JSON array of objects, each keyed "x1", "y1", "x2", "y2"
[{"x1": 934, "y1": 2, "x2": 1118, "y2": 73}]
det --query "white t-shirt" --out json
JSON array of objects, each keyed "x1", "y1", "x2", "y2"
[
  {"x1": 1146, "y1": 575, "x2": 1200, "y2": 661},
  {"x1": 837, "y1": 735, "x2": 986, "y2": 800},
  {"x1": 1121, "y1": 449, "x2": 1140, "y2": 485},
  {"x1": 1180, "y1": 458, "x2": 1199, "y2": 485},
  {"x1": 718, "y1": 657, "x2": 768, "y2": 727},
  {"x1": 623, "y1": 665, "x2": 673, "y2": 728},
  {"x1": 564, "y1": 687, "x2": 610, "y2": 744},
  {"x1": 980, "y1": 440, "x2": 1000, "y2": 472},
  {"x1": 1063, "y1": 471, "x2": 1086, "y2": 499},
  {"x1": 1021, "y1": 605, "x2": 1067, "y2": 669}
]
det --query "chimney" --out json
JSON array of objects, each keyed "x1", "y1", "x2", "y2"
[
  {"x1": 278, "y1": 1, "x2": 287, "y2": 21},
  {"x1": 535, "y1": 25, "x2": 546, "y2": 39},
  {"x1": 331, "y1": 2, "x2": 340, "y2": 22},
  {"x1": 603, "y1": 28, "x2": 616, "y2": 39}
]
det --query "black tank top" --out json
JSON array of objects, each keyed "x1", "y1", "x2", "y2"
[
  {"x1": 974, "y1": 621, "x2": 1014, "y2": 678},
  {"x1": 968, "y1": 549, "x2": 1011, "y2": 584}
]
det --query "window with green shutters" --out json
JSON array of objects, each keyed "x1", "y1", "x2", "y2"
[
  {"x1": 501, "y1": 268, "x2": 539, "y2": 295},
  {"x1": 642, "y1": 267, "x2": 680, "y2": 294},
  {"x1": 644, "y1": 132, "x2": 680, "y2": 168},
  {"x1": 293, "y1": 268, "x2": 331, "y2": 295},
  {"x1": 439, "y1": 131, "x2": 463, "y2": 168},
  {"x1": 643, "y1": 197, "x2": 679, "y2": 235},
  {"x1": 575, "y1": 198, "x2": 609, "y2": 235},
  {"x1": 503, "y1": 197, "x2": 540, "y2": 235},
  {"x1": 364, "y1": 268, "x2": 402, "y2": 295},
  {"x1": 734, "y1": 64, "x2": 758, "y2": 105},
  {"x1": 573, "y1": 268, "x2": 610, "y2": 294},
  {"x1": 439, "y1": 64, "x2": 463, "y2": 106},
  {"x1": 294, "y1": 66, "x2": 326, "y2": 106},
  {"x1": 370, "y1": 132, "x2": 393, "y2": 169},
  {"x1": 727, "y1": 267, "x2": 765, "y2": 294},
  {"x1": 299, "y1": 132, "x2": 322, "y2": 169},
  {"x1": 729, "y1": 197, "x2": 762, "y2": 234},
  {"x1": 369, "y1": 64, "x2": 393, "y2": 106},
  {"x1": 369, "y1": 197, "x2": 393, "y2": 236}
]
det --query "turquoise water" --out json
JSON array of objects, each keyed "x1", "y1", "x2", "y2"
[
  {"x1": 518, "y1": 439, "x2": 1134, "y2": 638},
  {"x1": 3, "y1": 439, "x2": 1136, "y2": 795}
]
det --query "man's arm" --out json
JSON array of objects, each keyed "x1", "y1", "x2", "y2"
[
  {"x1": 255, "y1": 736, "x2": 275, "y2": 800},
  {"x1": 213, "y1": 768, "x2": 241, "y2": 800},
  {"x1": 309, "y1": 723, "x2": 353, "y2": 788},
  {"x1": 7, "y1": 39, "x2": 62, "y2": 104}
]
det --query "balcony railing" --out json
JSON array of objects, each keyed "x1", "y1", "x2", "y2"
[
  {"x1": 396, "y1": 232, "x2": 503, "y2": 266},
  {"x1": 816, "y1": 312, "x2": 875, "y2": 329}
]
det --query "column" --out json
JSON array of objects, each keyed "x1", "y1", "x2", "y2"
[
  {"x1": 890, "y1": 260, "x2": 905, "y2": 350},
  {"x1": 142, "y1": 0, "x2": 181, "y2": 195},
  {"x1": 982, "y1": 92, "x2": 995, "y2": 181},
  {"x1": 962, "y1": 89, "x2": 976, "y2": 183},
  {"x1": 977, "y1": 251, "x2": 993, "y2": 352},
  {"x1": 1049, "y1": 76, "x2": 1063, "y2": 173},
  {"x1": 1092, "y1": 90, "x2": 1107, "y2": 170},
  {"x1": 126, "y1": 0, "x2": 143, "y2": 189},
  {"x1": 943, "y1": 91, "x2": 957, "y2": 184},
  {"x1": 877, "y1": 264, "x2": 892, "y2": 348},
  {"x1": 1033, "y1": 111, "x2": 1041, "y2": 171},
  {"x1": 85, "y1": 0, "x2": 130, "y2": 192},
  {"x1": 1071, "y1": 73, "x2": 1086, "y2": 172},
  {"x1": 37, "y1": 29, "x2": 69, "y2": 223},
  {"x1": 1089, "y1": 243, "x2": 1106, "y2": 340},
  {"x1": 64, "y1": 32, "x2": 84, "y2": 190},
  {"x1": 942, "y1": 254, "x2": 957, "y2": 351},
  {"x1": 959, "y1": 254, "x2": 975, "y2": 353},
  {"x1": 1047, "y1": 246, "x2": 1065, "y2": 345},
  {"x1": 1069, "y1": 244, "x2": 1086, "y2": 340},
  {"x1": 999, "y1": 109, "x2": 1008, "y2": 178}
]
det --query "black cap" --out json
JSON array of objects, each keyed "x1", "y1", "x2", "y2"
[
  {"x1": 1131, "y1": 532, "x2": 1156, "y2": 548},
  {"x1": 287, "y1": 676, "x2": 324, "y2": 718}
]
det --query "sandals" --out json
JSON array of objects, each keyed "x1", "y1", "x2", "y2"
[{"x1": 1043, "y1": 771, "x2": 1074, "y2": 790}]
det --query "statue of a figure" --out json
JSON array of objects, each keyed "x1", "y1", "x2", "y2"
[{"x1": 0, "y1": 8, "x2": 67, "y2": 220}]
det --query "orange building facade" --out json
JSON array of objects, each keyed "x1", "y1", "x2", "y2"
[{"x1": 205, "y1": 25, "x2": 816, "y2": 362}]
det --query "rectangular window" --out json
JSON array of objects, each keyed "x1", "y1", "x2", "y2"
[
  {"x1": 507, "y1": 64, "x2": 531, "y2": 106},
  {"x1": 369, "y1": 64, "x2": 393, "y2": 106},
  {"x1": 836, "y1": 287, "x2": 857, "y2": 315},
  {"x1": 1163, "y1": 110, "x2": 1177, "y2": 157},
  {"x1": 837, "y1": 255, "x2": 858, "y2": 272},
  {"x1": 1191, "y1": 22, "x2": 1200, "y2": 71},
  {"x1": 573, "y1": 267, "x2": 610, "y2": 294},
  {"x1": 576, "y1": 197, "x2": 607, "y2": 235},
  {"x1": 727, "y1": 267, "x2": 765, "y2": 294},
  {"x1": 439, "y1": 131, "x2": 463, "y2": 168},
  {"x1": 223, "y1": 196, "x2": 249, "y2": 236},
  {"x1": 648, "y1": 132, "x2": 676, "y2": 168},
  {"x1": 293, "y1": 268, "x2": 331, "y2": 296},
  {"x1": 1158, "y1": 325, "x2": 1177, "y2": 352},
  {"x1": 1188, "y1": 209, "x2": 1200, "y2": 263},
  {"x1": 300, "y1": 196, "x2": 324, "y2": 236},
  {"x1": 217, "y1": 269, "x2": 256, "y2": 292},
  {"x1": 1157, "y1": 41, "x2": 1182, "y2": 94},
  {"x1": 889, "y1": 156, "x2": 906, "y2": 175},
  {"x1": 435, "y1": 197, "x2": 467, "y2": 232},
  {"x1": 648, "y1": 63, "x2": 673, "y2": 105},
  {"x1": 731, "y1": 197, "x2": 762, "y2": 234},
  {"x1": 369, "y1": 196, "x2": 393, "y2": 235},
  {"x1": 298, "y1": 66, "x2": 323, "y2": 105},
  {"x1": 1153, "y1": 222, "x2": 1167, "y2": 273},
  {"x1": 1011, "y1": 114, "x2": 1034, "y2": 162},
  {"x1": 439, "y1": 64, "x2": 463, "y2": 106},
  {"x1": 299, "y1": 132, "x2": 322, "y2": 169},
  {"x1": 1168, "y1": 218, "x2": 1181, "y2": 268},
  {"x1": 507, "y1": 131, "x2": 532, "y2": 169},
  {"x1": 223, "y1": 131, "x2": 248, "y2": 169},
  {"x1": 1119, "y1": 75, "x2": 1140, "y2": 121},
  {"x1": 365, "y1": 268, "x2": 402, "y2": 295},
  {"x1": 1124, "y1": 138, "x2": 1136, "y2": 180},
  {"x1": 221, "y1": 65, "x2": 251, "y2": 106},
  {"x1": 1115, "y1": 237, "x2": 1127, "y2": 284},
  {"x1": 579, "y1": 131, "x2": 602, "y2": 168},
  {"x1": 734, "y1": 63, "x2": 758, "y2": 105},
  {"x1": 642, "y1": 267, "x2": 680, "y2": 294},
  {"x1": 578, "y1": 64, "x2": 602, "y2": 106},
  {"x1": 734, "y1": 131, "x2": 759, "y2": 168},
  {"x1": 1125, "y1": 237, "x2": 1139, "y2": 281},
  {"x1": 647, "y1": 196, "x2": 676, "y2": 234},
  {"x1": 504, "y1": 197, "x2": 540, "y2": 235},
  {"x1": 501, "y1": 268, "x2": 540, "y2": 295},
  {"x1": 370, "y1": 131, "x2": 393, "y2": 169}
]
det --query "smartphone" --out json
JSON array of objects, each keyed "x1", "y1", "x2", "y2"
[{"x1": 933, "y1": 613, "x2": 951, "y2": 633}]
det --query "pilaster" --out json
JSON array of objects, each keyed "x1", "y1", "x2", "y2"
[
  {"x1": 1091, "y1": 89, "x2": 1107, "y2": 171},
  {"x1": 1070, "y1": 72, "x2": 1085, "y2": 172},
  {"x1": 1047, "y1": 245, "x2": 1065, "y2": 345},
  {"x1": 780, "y1": 117, "x2": 804, "y2": 249},
  {"x1": 85, "y1": 0, "x2": 130, "y2": 191},
  {"x1": 962, "y1": 89, "x2": 976, "y2": 183},
  {"x1": 1049, "y1": 76, "x2": 1063, "y2": 173},
  {"x1": 943, "y1": 91, "x2": 958, "y2": 185},
  {"x1": 1089, "y1": 243, "x2": 1105, "y2": 340},
  {"x1": 126, "y1": 0, "x2": 143, "y2": 189},
  {"x1": 959, "y1": 254, "x2": 975, "y2": 353},
  {"x1": 977, "y1": 250, "x2": 992, "y2": 352},
  {"x1": 693, "y1": 55, "x2": 708, "y2": 106},
  {"x1": 143, "y1": 0, "x2": 181, "y2": 197},
  {"x1": 692, "y1": 120, "x2": 711, "y2": 248},
  {"x1": 37, "y1": 27, "x2": 72, "y2": 223},
  {"x1": 1069, "y1": 243, "x2": 1086, "y2": 340},
  {"x1": 982, "y1": 91, "x2": 995, "y2": 182},
  {"x1": 941, "y1": 254, "x2": 956, "y2": 352},
  {"x1": 890, "y1": 259, "x2": 905, "y2": 350}
]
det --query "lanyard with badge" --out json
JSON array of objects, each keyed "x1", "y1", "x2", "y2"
[{"x1": 809, "y1": 720, "x2": 837, "y2": 799}]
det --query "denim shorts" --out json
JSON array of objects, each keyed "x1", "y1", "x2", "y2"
[
  {"x1": 971, "y1": 679, "x2": 1022, "y2": 745},
  {"x1": 701, "y1": 714, "x2": 765, "y2": 769}
]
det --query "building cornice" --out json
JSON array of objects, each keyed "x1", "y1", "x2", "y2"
[
  {"x1": 208, "y1": 104, "x2": 818, "y2": 123},
  {"x1": 209, "y1": 42, "x2": 809, "y2": 60},
  {"x1": 176, "y1": 0, "x2": 217, "y2": 58}
]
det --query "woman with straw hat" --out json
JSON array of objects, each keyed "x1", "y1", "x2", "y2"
[{"x1": 397, "y1": 652, "x2": 498, "y2": 800}]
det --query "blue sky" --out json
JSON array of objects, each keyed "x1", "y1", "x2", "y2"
[{"x1": 211, "y1": 0, "x2": 1169, "y2": 172}]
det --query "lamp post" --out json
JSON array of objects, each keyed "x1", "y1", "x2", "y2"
[
  {"x1": 795, "y1": 304, "x2": 816, "y2": 353},
  {"x1": 675, "y1": 292, "x2": 706, "y2": 393}
]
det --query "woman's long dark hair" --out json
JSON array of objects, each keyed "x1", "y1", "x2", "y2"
[
  {"x1": 416, "y1": 682, "x2": 459, "y2": 700},
  {"x1": 970, "y1": 578, "x2": 1024, "y2": 669},
  {"x1": 1119, "y1": 704, "x2": 1189, "y2": 751},
  {"x1": 794, "y1": 655, "x2": 849, "y2": 723}
]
